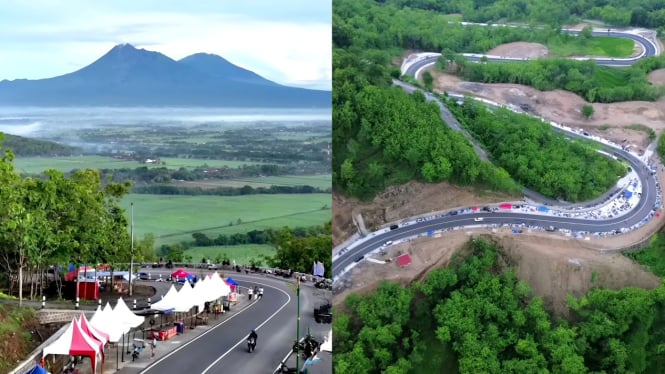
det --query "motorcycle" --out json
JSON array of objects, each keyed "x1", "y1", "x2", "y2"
[
  {"x1": 131, "y1": 339, "x2": 146, "y2": 361},
  {"x1": 247, "y1": 337, "x2": 256, "y2": 353}
]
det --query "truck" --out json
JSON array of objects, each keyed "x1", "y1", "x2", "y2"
[{"x1": 314, "y1": 303, "x2": 332, "y2": 323}]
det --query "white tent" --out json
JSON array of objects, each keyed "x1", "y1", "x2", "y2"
[
  {"x1": 173, "y1": 281, "x2": 196, "y2": 313},
  {"x1": 112, "y1": 298, "x2": 144, "y2": 328},
  {"x1": 192, "y1": 278, "x2": 208, "y2": 312},
  {"x1": 90, "y1": 305, "x2": 128, "y2": 343},
  {"x1": 320, "y1": 330, "x2": 332, "y2": 352},
  {"x1": 207, "y1": 272, "x2": 231, "y2": 300},
  {"x1": 151, "y1": 284, "x2": 180, "y2": 311}
]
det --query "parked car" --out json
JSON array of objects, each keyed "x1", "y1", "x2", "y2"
[
  {"x1": 355, "y1": 255, "x2": 364, "y2": 262},
  {"x1": 474, "y1": 217, "x2": 484, "y2": 222},
  {"x1": 138, "y1": 272, "x2": 150, "y2": 280},
  {"x1": 314, "y1": 303, "x2": 332, "y2": 323},
  {"x1": 315, "y1": 279, "x2": 332, "y2": 290}
]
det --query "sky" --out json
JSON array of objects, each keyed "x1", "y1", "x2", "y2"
[{"x1": 0, "y1": 0, "x2": 331, "y2": 90}]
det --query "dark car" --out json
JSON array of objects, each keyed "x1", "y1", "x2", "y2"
[
  {"x1": 355, "y1": 255, "x2": 364, "y2": 262},
  {"x1": 315, "y1": 279, "x2": 332, "y2": 290},
  {"x1": 390, "y1": 224, "x2": 399, "y2": 230},
  {"x1": 314, "y1": 303, "x2": 332, "y2": 323},
  {"x1": 138, "y1": 272, "x2": 149, "y2": 280}
]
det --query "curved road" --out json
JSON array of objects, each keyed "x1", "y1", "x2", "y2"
[
  {"x1": 333, "y1": 28, "x2": 662, "y2": 279},
  {"x1": 406, "y1": 29, "x2": 658, "y2": 78},
  {"x1": 132, "y1": 274, "x2": 325, "y2": 374}
]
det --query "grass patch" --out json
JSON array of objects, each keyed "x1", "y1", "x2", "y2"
[
  {"x1": 625, "y1": 124, "x2": 657, "y2": 140},
  {"x1": 627, "y1": 233, "x2": 665, "y2": 277},
  {"x1": 548, "y1": 36, "x2": 634, "y2": 58},
  {"x1": 592, "y1": 68, "x2": 630, "y2": 87},
  {"x1": 441, "y1": 14, "x2": 463, "y2": 22},
  {"x1": 183, "y1": 244, "x2": 275, "y2": 265},
  {"x1": 0, "y1": 304, "x2": 38, "y2": 373},
  {"x1": 118, "y1": 193, "x2": 331, "y2": 246},
  {"x1": 598, "y1": 124, "x2": 612, "y2": 131},
  {"x1": 0, "y1": 292, "x2": 17, "y2": 300},
  {"x1": 12, "y1": 155, "x2": 264, "y2": 174}
]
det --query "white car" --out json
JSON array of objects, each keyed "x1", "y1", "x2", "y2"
[{"x1": 474, "y1": 217, "x2": 484, "y2": 222}]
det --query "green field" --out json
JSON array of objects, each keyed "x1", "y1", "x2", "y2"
[
  {"x1": 175, "y1": 174, "x2": 331, "y2": 189},
  {"x1": 548, "y1": 36, "x2": 634, "y2": 57},
  {"x1": 183, "y1": 244, "x2": 275, "y2": 266},
  {"x1": 12, "y1": 155, "x2": 264, "y2": 174},
  {"x1": 119, "y1": 193, "x2": 331, "y2": 245}
]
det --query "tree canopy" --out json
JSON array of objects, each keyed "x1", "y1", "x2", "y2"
[{"x1": 334, "y1": 238, "x2": 665, "y2": 373}]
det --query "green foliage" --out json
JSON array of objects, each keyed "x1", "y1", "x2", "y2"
[
  {"x1": 266, "y1": 221, "x2": 331, "y2": 277},
  {"x1": 455, "y1": 56, "x2": 665, "y2": 103},
  {"x1": 383, "y1": 0, "x2": 665, "y2": 32},
  {"x1": 449, "y1": 100, "x2": 626, "y2": 201},
  {"x1": 546, "y1": 36, "x2": 634, "y2": 58},
  {"x1": 627, "y1": 233, "x2": 665, "y2": 277},
  {"x1": 659, "y1": 132, "x2": 665, "y2": 161},
  {"x1": 0, "y1": 133, "x2": 79, "y2": 157},
  {"x1": 582, "y1": 104, "x2": 595, "y2": 119},
  {"x1": 336, "y1": 237, "x2": 665, "y2": 373}
]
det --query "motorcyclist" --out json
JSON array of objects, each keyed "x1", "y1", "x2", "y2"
[
  {"x1": 258, "y1": 287, "x2": 264, "y2": 299},
  {"x1": 248, "y1": 329, "x2": 258, "y2": 347}
]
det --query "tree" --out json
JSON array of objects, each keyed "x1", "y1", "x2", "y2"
[
  {"x1": 582, "y1": 104, "x2": 595, "y2": 119},
  {"x1": 422, "y1": 71, "x2": 434, "y2": 90}
]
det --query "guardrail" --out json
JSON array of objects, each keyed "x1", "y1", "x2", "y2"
[{"x1": 9, "y1": 323, "x2": 70, "y2": 374}]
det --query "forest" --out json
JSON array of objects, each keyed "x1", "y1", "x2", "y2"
[
  {"x1": 334, "y1": 238, "x2": 665, "y2": 373},
  {"x1": 448, "y1": 98, "x2": 626, "y2": 201},
  {"x1": 382, "y1": 0, "x2": 665, "y2": 32}
]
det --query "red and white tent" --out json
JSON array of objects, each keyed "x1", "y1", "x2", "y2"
[
  {"x1": 79, "y1": 312, "x2": 108, "y2": 353},
  {"x1": 43, "y1": 317, "x2": 102, "y2": 373}
]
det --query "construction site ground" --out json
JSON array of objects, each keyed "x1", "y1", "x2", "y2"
[{"x1": 334, "y1": 43, "x2": 665, "y2": 315}]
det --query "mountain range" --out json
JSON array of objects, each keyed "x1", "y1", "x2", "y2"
[{"x1": 0, "y1": 44, "x2": 330, "y2": 108}]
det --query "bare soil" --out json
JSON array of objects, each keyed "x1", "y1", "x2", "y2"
[
  {"x1": 648, "y1": 68, "x2": 665, "y2": 85},
  {"x1": 487, "y1": 42, "x2": 550, "y2": 58}
]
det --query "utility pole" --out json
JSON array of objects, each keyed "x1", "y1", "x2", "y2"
[
  {"x1": 296, "y1": 276, "x2": 300, "y2": 372},
  {"x1": 129, "y1": 202, "x2": 134, "y2": 297}
]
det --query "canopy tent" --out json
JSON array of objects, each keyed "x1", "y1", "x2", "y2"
[
  {"x1": 208, "y1": 272, "x2": 231, "y2": 300},
  {"x1": 170, "y1": 269, "x2": 195, "y2": 283},
  {"x1": 625, "y1": 190, "x2": 633, "y2": 199},
  {"x1": 89, "y1": 305, "x2": 127, "y2": 343},
  {"x1": 225, "y1": 277, "x2": 238, "y2": 291},
  {"x1": 472, "y1": 206, "x2": 479, "y2": 211},
  {"x1": 27, "y1": 365, "x2": 48, "y2": 374},
  {"x1": 538, "y1": 206, "x2": 549, "y2": 212},
  {"x1": 173, "y1": 280, "x2": 196, "y2": 313},
  {"x1": 320, "y1": 330, "x2": 332, "y2": 352},
  {"x1": 499, "y1": 203, "x2": 513, "y2": 209},
  {"x1": 151, "y1": 284, "x2": 179, "y2": 312},
  {"x1": 43, "y1": 318, "x2": 101, "y2": 373},
  {"x1": 112, "y1": 298, "x2": 145, "y2": 328},
  {"x1": 312, "y1": 261, "x2": 325, "y2": 277},
  {"x1": 79, "y1": 312, "x2": 109, "y2": 346},
  {"x1": 192, "y1": 278, "x2": 210, "y2": 309}
]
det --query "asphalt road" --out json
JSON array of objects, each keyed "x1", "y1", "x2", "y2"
[
  {"x1": 333, "y1": 28, "x2": 661, "y2": 278},
  {"x1": 128, "y1": 273, "x2": 329, "y2": 374},
  {"x1": 405, "y1": 30, "x2": 658, "y2": 78}
]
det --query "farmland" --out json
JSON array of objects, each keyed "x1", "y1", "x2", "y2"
[
  {"x1": 119, "y1": 193, "x2": 331, "y2": 246},
  {"x1": 171, "y1": 174, "x2": 332, "y2": 190},
  {"x1": 11, "y1": 155, "x2": 265, "y2": 174},
  {"x1": 182, "y1": 244, "x2": 275, "y2": 266}
]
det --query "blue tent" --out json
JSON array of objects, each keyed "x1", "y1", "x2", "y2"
[
  {"x1": 538, "y1": 206, "x2": 549, "y2": 212},
  {"x1": 27, "y1": 365, "x2": 48, "y2": 374},
  {"x1": 226, "y1": 277, "x2": 238, "y2": 286},
  {"x1": 625, "y1": 191, "x2": 633, "y2": 199}
]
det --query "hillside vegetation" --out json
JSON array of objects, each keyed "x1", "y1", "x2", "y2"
[
  {"x1": 383, "y1": 0, "x2": 665, "y2": 32},
  {"x1": 334, "y1": 238, "x2": 665, "y2": 373},
  {"x1": 449, "y1": 98, "x2": 626, "y2": 201}
]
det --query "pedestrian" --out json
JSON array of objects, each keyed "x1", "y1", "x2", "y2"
[
  {"x1": 151, "y1": 337, "x2": 157, "y2": 358},
  {"x1": 248, "y1": 287, "x2": 253, "y2": 300}
]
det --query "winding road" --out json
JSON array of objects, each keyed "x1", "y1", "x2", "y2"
[{"x1": 333, "y1": 27, "x2": 663, "y2": 280}]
